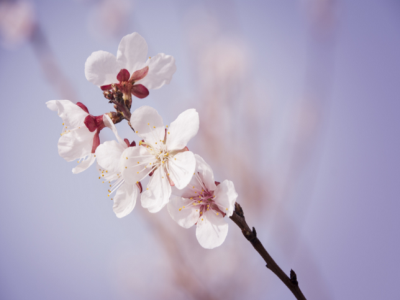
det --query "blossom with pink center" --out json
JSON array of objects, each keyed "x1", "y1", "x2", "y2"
[
  {"x1": 95, "y1": 119, "x2": 141, "y2": 218},
  {"x1": 121, "y1": 106, "x2": 199, "y2": 213},
  {"x1": 46, "y1": 100, "x2": 111, "y2": 174},
  {"x1": 168, "y1": 154, "x2": 238, "y2": 249},
  {"x1": 84, "y1": 32, "x2": 176, "y2": 99}
]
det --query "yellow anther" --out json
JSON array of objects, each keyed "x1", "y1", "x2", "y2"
[
  {"x1": 110, "y1": 185, "x2": 111, "y2": 187},
  {"x1": 77, "y1": 161, "x2": 80, "y2": 164},
  {"x1": 136, "y1": 181, "x2": 138, "y2": 184},
  {"x1": 195, "y1": 192, "x2": 197, "y2": 194},
  {"x1": 190, "y1": 197, "x2": 193, "y2": 200},
  {"x1": 200, "y1": 212, "x2": 202, "y2": 215},
  {"x1": 166, "y1": 125, "x2": 168, "y2": 128},
  {"x1": 98, "y1": 177, "x2": 101, "y2": 179},
  {"x1": 196, "y1": 210, "x2": 199, "y2": 212},
  {"x1": 149, "y1": 163, "x2": 152, "y2": 165},
  {"x1": 168, "y1": 132, "x2": 170, "y2": 134},
  {"x1": 94, "y1": 155, "x2": 96, "y2": 157},
  {"x1": 147, "y1": 123, "x2": 150, "y2": 125},
  {"x1": 179, "y1": 208, "x2": 182, "y2": 211},
  {"x1": 108, "y1": 190, "x2": 111, "y2": 193},
  {"x1": 106, "y1": 171, "x2": 108, "y2": 173},
  {"x1": 111, "y1": 198, "x2": 113, "y2": 200},
  {"x1": 146, "y1": 188, "x2": 149, "y2": 190},
  {"x1": 62, "y1": 123, "x2": 64, "y2": 125},
  {"x1": 201, "y1": 218, "x2": 204, "y2": 221},
  {"x1": 216, "y1": 213, "x2": 219, "y2": 216},
  {"x1": 226, "y1": 208, "x2": 228, "y2": 211},
  {"x1": 162, "y1": 161, "x2": 164, "y2": 164},
  {"x1": 126, "y1": 157, "x2": 128, "y2": 159},
  {"x1": 183, "y1": 206, "x2": 185, "y2": 209},
  {"x1": 174, "y1": 158, "x2": 176, "y2": 160},
  {"x1": 102, "y1": 174, "x2": 104, "y2": 177},
  {"x1": 108, "y1": 194, "x2": 110, "y2": 197},
  {"x1": 193, "y1": 186, "x2": 195, "y2": 188},
  {"x1": 198, "y1": 201, "x2": 201, "y2": 203},
  {"x1": 136, "y1": 131, "x2": 138, "y2": 133},
  {"x1": 137, "y1": 162, "x2": 140, "y2": 164},
  {"x1": 153, "y1": 126, "x2": 155, "y2": 128},
  {"x1": 102, "y1": 181, "x2": 104, "y2": 183},
  {"x1": 155, "y1": 142, "x2": 157, "y2": 144},
  {"x1": 125, "y1": 166, "x2": 127, "y2": 169},
  {"x1": 139, "y1": 141, "x2": 143, "y2": 146},
  {"x1": 137, "y1": 172, "x2": 139, "y2": 174}
]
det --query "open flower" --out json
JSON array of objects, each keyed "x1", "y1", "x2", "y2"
[
  {"x1": 47, "y1": 100, "x2": 109, "y2": 174},
  {"x1": 167, "y1": 154, "x2": 238, "y2": 249},
  {"x1": 95, "y1": 118, "x2": 141, "y2": 218},
  {"x1": 85, "y1": 32, "x2": 176, "y2": 100},
  {"x1": 121, "y1": 106, "x2": 199, "y2": 213}
]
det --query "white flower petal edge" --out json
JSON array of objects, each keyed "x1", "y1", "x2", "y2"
[
  {"x1": 166, "y1": 108, "x2": 199, "y2": 152},
  {"x1": 137, "y1": 53, "x2": 177, "y2": 90},
  {"x1": 113, "y1": 182, "x2": 138, "y2": 218},
  {"x1": 167, "y1": 154, "x2": 238, "y2": 249},
  {"x1": 116, "y1": 32, "x2": 148, "y2": 74},
  {"x1": 122, "y1": 106, "x2": 199, "y2": 212},
  {"x1": 85, "y1": 32, "x2": 176, "y2": 91},
  {"x1": 196, "y1": 210, "x2": 229, "y2": 249},
  {"x1": 95, "y1": 120, "x2": 139, "y2": 218}
]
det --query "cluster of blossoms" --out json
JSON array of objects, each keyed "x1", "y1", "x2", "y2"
[{"x1": 47, "y1": 33, "x2": 238, "y2": 249}]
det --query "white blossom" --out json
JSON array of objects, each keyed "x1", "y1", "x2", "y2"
[
  {"x1": 95, "y1": 119, "x2": 140, "y2": 218},
  {"x1": 84, "y1": 32, "x2": 176, "y2": 99},
  {"x1": 46, "y1": 100, "x2": 109, "y2": 174},
  {"x1": 121, "y1": 106, "x2": 199, "y2": 213},
  {"x1": 167, "y1": 154, "x2": 238, "y2": 249}
]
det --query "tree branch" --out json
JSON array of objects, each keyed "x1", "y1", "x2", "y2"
[{"x1": 229, "y1": 203, "x2": 307, "y2": 300}]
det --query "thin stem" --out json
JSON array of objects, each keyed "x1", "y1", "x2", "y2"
[{"x1": 229, "y1": 203, "x2": 307, "y2": 300}]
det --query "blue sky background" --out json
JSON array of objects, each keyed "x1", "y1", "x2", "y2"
[{"x1": 0, "y1": 0, "x2": 399, "y2": 299}]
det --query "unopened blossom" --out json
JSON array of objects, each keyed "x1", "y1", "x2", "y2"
[
  {"x1": 85, "y1": 32, "x2": 176, "y2": 102},
  {"x1": 168, "y1": 154, "x2": 238, "y2": 249},
  {"x1": 46, "y1": 100, "x2": 110, "y2": 174},
  {"x1": 95, "y1": 118, "x2": 140, "y2": 218},
  {"x1": 121, "y1": 106, "x2": 199, "y2": 213}
]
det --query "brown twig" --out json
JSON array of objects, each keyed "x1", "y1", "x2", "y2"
[{"x1": 230, "y1": 202, "x2": 307, "y2": 300}]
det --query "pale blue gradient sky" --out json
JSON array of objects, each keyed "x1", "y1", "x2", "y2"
[{"x1": 0, "y1": 0, "x2": 399, "y2": 299}]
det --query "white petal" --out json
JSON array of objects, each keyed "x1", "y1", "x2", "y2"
[
  {"x1": 85, "y1": 50, "x2": 121, "y2": 86},
  {"x1": 194, "y1": 154, "x2": 216, "y2": 192},
  {"x1": 141, "y1": 167, "x2": 171, "y2": 213},
  {"x1": 137, "y1": 53, "x2": 177, "y2": 89},
  {"x1": 96, "y1": 140, "x2": 126, "y2": 181},
  {"x1": 121, "y1": 146, "x2": 156, "y2": 184},
  {"x1": 116, "y1": 32, "x2": 148, "y2": 75},
  {"x1": 72, "y1": 153, "x2": 96, "y2": 174},
  {"x1": 167, "y1": 195, "x2": 198, "y2": 229},
  {"x1": 113, "y1": 182, "x2": 139, "y2": 218},
  {"x1": 58, "y1": 127, "x2": 95, "y2": 161},
  {"x1": 215, "y1": 180, "x2": 238, "y2": 217},
  {"x1": 46, "y1": 100, "x2": 88, "y2": 128},
  {"x1": 130, "y1": 106, "x2": 165, "y2": 146},
  {"x1": 168, "y1": 151, "x2": 196, "y2": 190},
  {"x1": 166, "y1": 109, "x2": 199, "y2": 151},
  {"x1": 103, "y1": 114, "x2": 124, "y2": 144},
  {"x1": 196, "y1": 210, "x2": 229, "y2": 249}
]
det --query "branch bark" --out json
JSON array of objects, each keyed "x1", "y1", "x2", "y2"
[{"x1": 229, "y1": 203, "x2": 307, "y2": 300}]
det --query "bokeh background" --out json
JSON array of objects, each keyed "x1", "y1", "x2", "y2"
[{"x1": 0, "y1": 0, "x2": 399, "y2": 299}]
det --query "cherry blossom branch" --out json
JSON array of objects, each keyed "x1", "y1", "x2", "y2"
[{"x1": 230, "y1": 203, "x2": 307, "y2": 300}]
